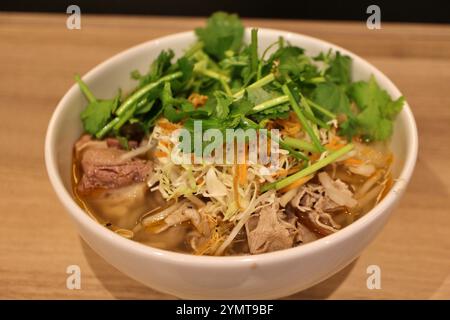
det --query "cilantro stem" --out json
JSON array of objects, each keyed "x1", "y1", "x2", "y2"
[
  {"x1": 113, "y1": 104, "x2": 137, "y2": 131},
  {"x1": 184, "y1": 41, "x2": 204, "y2": 58},
  {"x1": 233, "y1": 73, "x2": 275, "y2": 100},
  {"x1": 242, "y1": 117, "x2": 309, "y2": 161},
  {"x1": 116, "y1": 71, "x2": 183, "y2": 116},
  {"x1": 283, "y1": 136, "x2": 319, "y2": 153},
  {"x1": 257, "y1": 40, "x2": 279, "y2": 80},
  {"x1": 194, "y1": 65, "x2": 230, "y2": 82},
  {"x1": 220, "y1": 79, "x2": 233, "y2": 96},
  {"x1": 193, "y1": 50, "x2": 221, "y2": 70},
  {"x1": 270, "y1": 133, "x2": 309, "y2": 161},
  {"x1": 261, "y1": 143, "x2": 354, "y2": 192},
  {"x1": 74, "y1": 74, "x2": 96, "y2": 103},
  {"x1": 251, "y1": 95, "x2": 289, "y2": 113},
  {"x1": 302, "y1": 107, "x2": 330, "y2": 129},
  {"x1": 278, "y1": 36, "x2": 285, "y2": 48},
  {"x1": 307, "y1": 77, "x2": 326, "y2": 84},
  {"x1": 250, "y1": 94, "x2": 328, "y2": 128},
  {"x1": 305, "y1": 98, "x2": 336, "y2": 119},
  {"x1": 96, "y1": 117, "x2": 120, "y2": 139},
  {"x1": 282, "y1": 85, "x2": 325, "y2": 152},
  {"x1": 297, "y1": 93, "x2": 330, "y2": 130},
  {"x1": 250, "y1": 29, "x2": 259, "y2": 75}
]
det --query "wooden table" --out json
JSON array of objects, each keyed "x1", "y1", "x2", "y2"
[{"x1": 1, "y1": 13, "x2": 449, "y2": 299}]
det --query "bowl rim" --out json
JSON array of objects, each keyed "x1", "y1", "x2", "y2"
[{"x1": 45, "y1": 27, "x2": 418, "y2": 266}]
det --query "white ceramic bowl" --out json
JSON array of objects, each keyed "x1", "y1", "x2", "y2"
[{"x1": 45, "y1": 28, "x2": 418, "y2": 299}]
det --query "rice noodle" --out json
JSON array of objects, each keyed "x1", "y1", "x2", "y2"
[
  {"x1": 356, "y1": 184, "x2": 384, "y2": 209},
  {"x1": 141, "y1": 200, "x2": 187, "y2": 227},
  {"x1": 318, "y1": 172, "x2": 357, "y2": 208},
  {"x1": 376, "y1": 179, "x2": 389, "y2": 204},
  {"x1": 354, "y1": 170, "x2": 384, "y2": 199},
  {"x1": 348, "y1": 163, "x2": 376, "y2": 177},
  {"x1": 279, "y1": 187, "x2": 300, "y2": 207}
]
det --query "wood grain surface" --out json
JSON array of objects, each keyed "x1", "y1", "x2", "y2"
[{"x1": 0, "y1": 13, "x2": 449, "y2": 299}]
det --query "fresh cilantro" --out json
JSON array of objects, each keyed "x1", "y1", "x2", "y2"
[
  {"x1": 195, "y1": 12, "x2": 244, "y2": 61},
  {"x1": 80, "y1": 98, "x2": 119, "y2": 135},
  {"x1": 320, "y1": 51, "x2": 352, "y2": 85},
  {"x1": 213, "y1": 91, "x2": 233, "y2": 119},
  {"x1": 348, "y1": 75, "x2": 404, "y2": 141},
  {"x1": 75, "y1": 12, "x2": 404, "y2": 146},
  {"x1": 75, "y1": 75, "x2": 121, "y2": 135},
  {"x1": 312, "y1": 82, "x2": 351, "y2": 117},
  {"x1": 131, "y1": 50, "x2": 175, "y2": 86},
  {"x1": 247, "y1": 87, "x2": 274, "y2": 105},
  {"x1": 251, "y1": 104, "x2": 290, "y2": 122}
]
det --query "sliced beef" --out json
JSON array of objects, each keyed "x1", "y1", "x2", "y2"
[{"x1": 75, "y1": 135, "x2": 152, "y2": 193}]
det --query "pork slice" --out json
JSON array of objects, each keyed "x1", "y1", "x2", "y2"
[
  {"x1": 245, "y1": 204, "x2": 295, "y2": 254},
  {"x1": 78, "y1": 147, "x2": 152, "y2": 192},
  {"x1": 289, "y1": 183, "x2": 344, "y2": 235},
  {"x1": 317, "y1": 172, "x2": 357, "y2": 208}
]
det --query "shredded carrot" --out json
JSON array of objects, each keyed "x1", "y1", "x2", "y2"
[
  {"x1": 284, "y1": 125, "x2": 301, "y2": 136},
  {"x1": 271, "y1": 168, "x2": 288, "y2": 178},
  {"x1": 325, "y1": 136, "x2": 345, "y2": 150},
  {"x1": 232, "y1": 140, "x2": 242, "y2": 209},
  {"x1": 386, "y1": 153, "x2": 394, "y2": 166},
  {"x1": 158, "y1": 119, "x2": 180, "y2": 132},
  {"x1": 233, "y1": 164, "x2": 241, "y2": 209},
  {"x1": 380, "y1": 175, "x2": 393, "y2": 200},
  {"x1": 326, "y1": 142, "x2": 346, "y2": 150},
  {"x1": 153, "y1": 150, "x2": 168, "y2": 158},
  {"x1": 159, "y1": 140, "x2": 171, "y2": 148},
  {"x1": 344, "y1": 158, "x2": 364, "y2": 166},
  {"x1": 276, "y1": 116, "x2": 301, "y2": 136},
  {"x1": 265, "y1": 120, "x2": 276, "y2": 130},
  {"x1": 272, "y1": 165, "x2": 301, "y2": 179},
  {"x1": 309, "y1": 152, "x2": 321, "y2": 161},
  {"x1": 279, "y1": 174, "x2": 314, "y2": 193},
  {"x1": 238, "y1": 163, "x2": 247, "y2": 186},
  {"x1": 287, "y1": 165, "x2": 302, "y2": 175}
]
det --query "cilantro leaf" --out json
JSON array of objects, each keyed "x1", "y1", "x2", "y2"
[
  {"x1": 229, "y1": 97, "x2": 254, "y2": 116},
  {"x1": 251, "y1": 104, "x2": 290, "y2": 122},
  {"x1": 213, "y1": 91, "x2": 233, "y2": 119},
  {"x1": 247, "y1": 87, "x2": 274, "y2": 105},
  {"x1": 348, "y1": 75, "x2": 404, "y2": 141},
  {"x1": 161, "y1": 82, "x2": 185, "y2": 122},
  {"x1": 80, "y1": 96, "x2": 119, "y2": 135},
  {"x1": 265, "y1": 45, "x2": 321, "y2": 85},
  {"x1": 311, "y1": 82, "x2": 351, "y2": 116},
  {"x1": 356, "y1": 102, "x2": 392, "y2": 141},
  {"x1": 325, "y1": 51, "x2": 351, "y2": 85},
  {"x1": 131, "y1": 50, "x2": 174, "y2": 86},
  {"x1": 195, "y1": 12, "x2": 244, "y2": 61},
  {"x1": 76, "y1": 74, "x2": 121, "y2": 135}
]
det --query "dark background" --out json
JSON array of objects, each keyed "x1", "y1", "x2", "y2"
[{"x1": 1, "y1": 0, "x2": 450, "y2": 23}]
